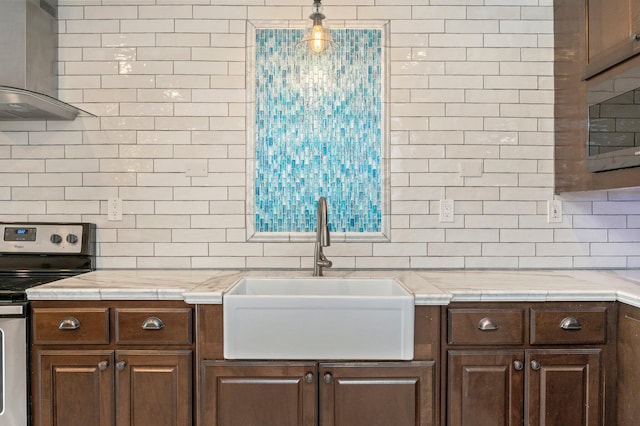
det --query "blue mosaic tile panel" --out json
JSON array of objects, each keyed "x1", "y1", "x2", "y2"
[{"x1": 254, "y1": 28, "x2": 382, "y2": 233}]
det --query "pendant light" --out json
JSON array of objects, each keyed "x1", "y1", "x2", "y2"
[{"x1": 298, "y1": 0, "x2": 337, "y2": 54}]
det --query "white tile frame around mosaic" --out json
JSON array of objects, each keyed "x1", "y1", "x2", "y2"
[{"x1": 245, "y1": 20, "x2": 391, "y2": 243}]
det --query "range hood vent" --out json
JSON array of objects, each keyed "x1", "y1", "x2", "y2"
[{"x1": 0, "y1": 0, "x2": 90, "y2": 121}]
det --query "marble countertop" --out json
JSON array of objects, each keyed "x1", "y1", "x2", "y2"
[{"x1": 25, "y1": 268, "x2": 640, "y2": 308}]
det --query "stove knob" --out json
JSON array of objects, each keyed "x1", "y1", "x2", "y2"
[
  {"x1": 50, "y1": 234, "x2": 62, "y2": 244},
  {"x1": 66, "y1": 234, "x2": 79, "y2": 244}
]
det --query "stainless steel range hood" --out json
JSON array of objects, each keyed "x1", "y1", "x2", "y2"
[{"x1": 0, "y1": 0, "x2": 89, "y2": 121}]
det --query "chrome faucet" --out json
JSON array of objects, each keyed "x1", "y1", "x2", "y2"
[{"x1": 313, "y1": 196, "x2": 332, "y2": 276}]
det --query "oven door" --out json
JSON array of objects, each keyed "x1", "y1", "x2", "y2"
[{"x1": 0, "y1": 304, "x2": 27, "y2": 426}]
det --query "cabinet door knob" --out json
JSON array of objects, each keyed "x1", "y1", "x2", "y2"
[
  {"x1": 323, "y1": 373, "x2": 333, "y2": 384},
  {"x1": 513, "y1": 360, "x2": 524, "y2": 371},
  {"x1": 559, "y1": 316, "x2": 582, "y2": 330},
  {"x1": 116, "y1": 361, "x2": 126, "y2": 371},
  {"x1": 477, "y1": 317, "x2": 499, "y2": 331},
  {"x1": 58, "y1": 317, "x2": 81, "y2": 330},
  {"x1": 98, "y1": 361, "x2": 109, "y2": 371},
  {"x1": 530, "y1": 360, "x2": 541, "y2": 371},
  {"x1": 635, "y1": 33, "x2": 640, "y2": 41},
  {"x1": 141, "y1": 317, "x2": 165, "y2": 330},
  {"x1": 304, "y1": 372, "x2": 314, "y2": 384}
]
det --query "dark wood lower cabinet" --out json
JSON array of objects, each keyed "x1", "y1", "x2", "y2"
[
  {"x1": 201, "y1": 361, "x2": 318, "y2": 426},
  {"x1": 447, "y1": 350, "x2": 523, "y2": 426},
  {"x1": 31, "y1": 300, "x2": 195, "y2": 426},
  {"x1": 116, "y1": 350, "x2": 193, "y2": 426},
  {"x1": 616, "y1": 303, "x2": 640, "y2": 425},
  {"x1": 526, "y1": 350, "x2": 601, "y2": 426},
  {"x1": 37, "y1": 350, "x2": 114, "y2": 426},
  {"x1": 319, "y1": 363, "x2": 435, "y2": 426},
  {"x1": 444, "y1": 302, "x2": 614, "y2": 426},
  {"x1": 447, "y1": 349, "x2": 602, "y2": 426},
  {"x1": 201, "y1": 360, "x2": 435, "y2": 426},
  {"x1": 35, "y1": 350, "x2": 192, "y2": 426}
]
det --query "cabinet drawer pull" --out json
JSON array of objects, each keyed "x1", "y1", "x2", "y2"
[
  {"x1": 304, "y1": 372, "x2": 314, "y2": 384},
  {"x1": 477, "y1": 317, "x2": 499, "y2": 331},
  {"x1": 559, "y1": 316, "x2": 582, "y2": 330},
  {"x1": 98, "y1": 361, "x2": 109, "y2": 371},
  {"x1": 141, "y1": 317, "x2": 165, "y2": 330},
  {"x1": 513, "y1": 360, "x2": 524, "y2": 371},
  {"x1": 58, "y1": 317, "x2": 81, "y2": 330}
]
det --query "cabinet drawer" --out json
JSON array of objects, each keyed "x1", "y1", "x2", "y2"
[
  {"x1": 448, "y1": 308, "x2": 525, "y2": 345},
  {"x1": 530, "y1": 307, "x2": 607, "y2": 345},
  {"x1": 32, "y1": 307, "x2": 109, "y2": 345},
  {"x1": 115, "y1": 308, "x2": 192, "y2": 345}
]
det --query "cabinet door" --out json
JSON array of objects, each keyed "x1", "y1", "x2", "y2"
[
  {"x1": 115, "y1": 350, "x2": 192, "y2": 426},
  {"x1": 526, "y1": 349, "x2": 601, "y2": 426},
  {"x1": 586, "y1": 0, "x2": 640, "y2": 75},
  {"x1": 319, "y1": 362, "x2": 435, "y2": 426},
  {"x1": 617, "y1": 304, "x2": 640, "y2": 425},
  {"x1": 447, "y1": 350, "x2": 524, "y2": 426},
  {"x1": 36, "y1": 350, "x2": 114, "y2": 426},
  {"x1": 201, "y1": 361, "x2": 317, "y2": 426}
]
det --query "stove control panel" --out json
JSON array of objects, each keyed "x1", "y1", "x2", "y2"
[{"x1": 0, "y1": 224, "x2": 85, "y2": 254}]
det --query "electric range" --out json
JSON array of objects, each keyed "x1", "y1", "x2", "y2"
[{"x1": 0, "y1": 222, "x2": 96, "y2": 426}]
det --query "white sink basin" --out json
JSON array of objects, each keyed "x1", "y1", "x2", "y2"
[{"x1": 223, "y1": 277, "x2": 414, "y2": 360}]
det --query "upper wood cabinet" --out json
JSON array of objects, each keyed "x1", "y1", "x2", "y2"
[
  {"x1": 585, "y1": 0, "x2": 640, "y2": 77},
  {"x1": 554, "y1": 0, "x2": 640, "y2": 192}
]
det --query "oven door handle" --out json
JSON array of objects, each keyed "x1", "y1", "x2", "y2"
[{"x1": 58, "y1": 317, "x2": 81, "y2": 330}]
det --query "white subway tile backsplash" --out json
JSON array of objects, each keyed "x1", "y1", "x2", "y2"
[
  {"x1": 518, "y1": 256, "x2": 573, "y2": 269},
  {"x1": 101, "y1": 34, "x2": 155, "y2": 48},
  {"x1": 158, "y1": 34, "x2": 212, "y2": 48},
  {"x1": 100, "y1": 243, "x2": 154, "y2": 257},
  {"x1": 11, "y1": 187, "x2": 65, "y2": 201},
  {"x1": 482, "y1": 242, "x2": 535, "y2": 256},
  {"x1": 594, "y1": 202, "x2": 640, "y2": 215},
  {"x1": 155, "y1": 243, "x2": 208, "y2": 257},
  {"x1": 79, "y1": 172, "x2": 136, "y2": 187},
  {"x1": 59, "y1": 33, "x2": 102, "y2": 48},
  {"x1": 120, "y1": 103, "x2": 174, "y2": 116},
  {"x1": 0, "y1": 201, "x2": 46, "y2": 215},
  {"x1": 99, "y1": 159, "x2": 154, "y2": 172},
  {"x1": 412, "y1": 6, "x2": 466, "y2": 19},
  {"x1": 429, "y1": 242, "x2": 481, "y2": 256},
  {"x1": 12, "y1": 146, "x2": 64, "y2": 159},
  {"x1": 0, "y1": 0, "x2": 636, "y2": 268},
  {"x1": 47, "y1": 201, "x2": 101, "y2": 214},
  {"x1": 84, "y1": 5, "x2": 138, "y2": 19},
  {"x1": 467, "y1": 6, "x2": 519, "y2": 19},
  {"x1": 66, "y1": 20, "x2": 120, "y2": 34},
  {"x1": 154, "y1": 117, "x2": 209, "y2": 131},
  {"x1": 121, "y1": 19, "x2": 175, "y2": 34}
]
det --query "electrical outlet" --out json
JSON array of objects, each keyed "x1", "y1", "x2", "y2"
[
  {"x1": 108, "y1": 198, "x2": 123, "y2": 221},
  {"x1": 547, "y1": 200, "x2": 562, "y2": 223},
  {"x1": 439, "y1": 199, "x2": 454, "y2": 223}
]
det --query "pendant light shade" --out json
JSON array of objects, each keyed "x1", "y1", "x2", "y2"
[{"x1": 297, "y1": 0, "x2": 338, "y2": 54}]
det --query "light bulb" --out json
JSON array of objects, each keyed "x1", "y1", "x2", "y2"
[{"x1": 309, "y1": 24, "x2": 326, "y2": 53}]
